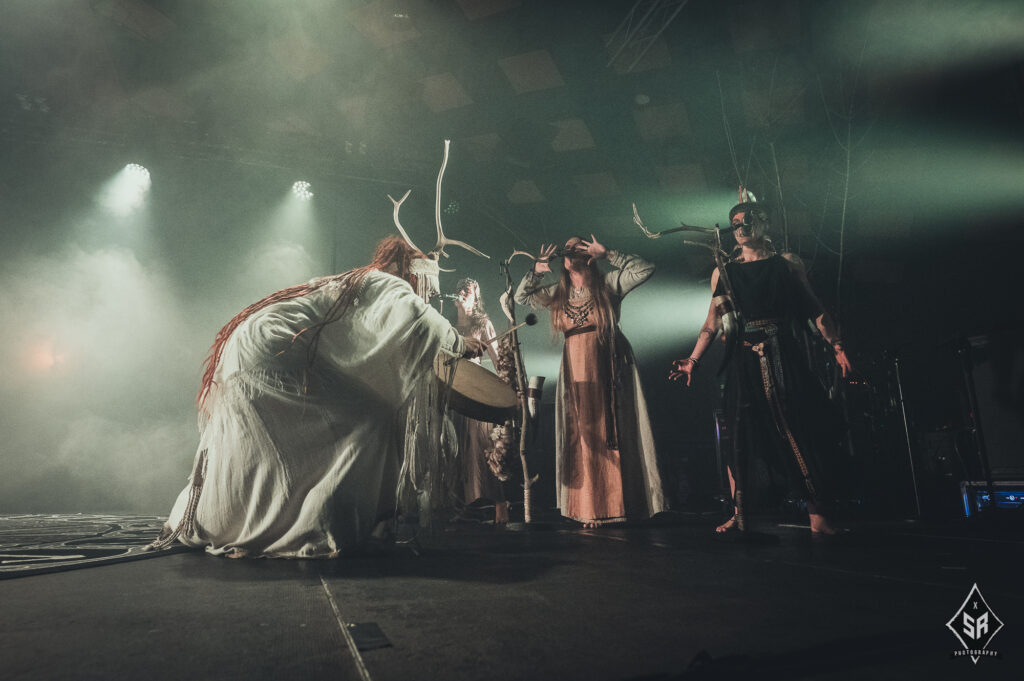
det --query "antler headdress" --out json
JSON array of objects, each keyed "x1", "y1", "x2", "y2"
[
  {"x1": 389, "y1": 139, "x2": 489, "y2": 259},
  {"x1": 387, "y1": 140, "x2": 489, "y2": 300}
]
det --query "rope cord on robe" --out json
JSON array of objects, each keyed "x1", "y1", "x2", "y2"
[
  {"x1": 144, "y1": 450, "x2": 208, "y2": 551},
  {"x1": 393, "y1": 352, "x2": 463, "y2": 532},
  {"x1": 437, "y1": 358, "x2": 465, "y2": 509}
]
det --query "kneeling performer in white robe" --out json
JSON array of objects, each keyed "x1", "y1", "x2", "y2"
[{"x1": 152, "y1": 236, "x2": 485, "y2": 558}]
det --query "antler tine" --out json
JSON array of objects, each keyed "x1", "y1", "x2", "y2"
[
  {"x1": 439, "y1": 236, "x2": 490, "y2": 260},
  {"x1": 433, "y1": 139, "x2": 491, "y2": 260},
  {"x1": 433, "y1": 140, "x2": 451, "y2": 257},
  {"x1": 507, "y1": 249, "x2": 538, "y2": 263},
  {"x1": 632, "y1": 202, "x2": 661, "y2": 239},
  {"x1": 387, "y1": 190, "x2": 422, "y2": 253}
]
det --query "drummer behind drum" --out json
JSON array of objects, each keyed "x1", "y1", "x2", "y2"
[
  {"x1": 452, "y1": 278, "x2": 510, "y2": 525},
  {"x1": 148, "y1": 236, "x2": 487, "y2": 558}
]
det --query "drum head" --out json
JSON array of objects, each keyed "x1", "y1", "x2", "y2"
[{"x1": 434, "y1": 356, "x2": 518, "y2": 423}]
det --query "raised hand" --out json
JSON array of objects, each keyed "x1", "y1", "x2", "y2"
[
  {"x1": 534, "y1": 243, "x2": 559, "y2": 274},
  {"x1": 578, "y1": 234, "x2": 607, "y2": 265},
  {"x1": 463, "y1": 336, "x2": 487, "y2": 359},
  {"x1": 668, "y1": 358, "x2": 697, "y2": 386}
]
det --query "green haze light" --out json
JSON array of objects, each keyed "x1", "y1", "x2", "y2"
[{"x1": 827, "y1": 1, "x2": 1024, "y2": 74}]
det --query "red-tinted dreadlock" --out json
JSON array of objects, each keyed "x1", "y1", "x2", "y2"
[{"x1": 198, "y1": 236, "x2": 424, "y2": 410}]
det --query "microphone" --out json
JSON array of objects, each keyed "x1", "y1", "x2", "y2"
[
  {"x1": 555, "y1": 246, "x2": 586, "y2": 259},
  {"x1": 538, "y1": 246, "x2": 586, "y2": 262}
]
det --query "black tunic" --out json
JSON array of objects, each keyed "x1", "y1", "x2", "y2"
[{"x1": 715, "y1": 255, "x2": 843, "y2": 514}]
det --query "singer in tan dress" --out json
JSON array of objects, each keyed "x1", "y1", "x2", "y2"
[{"x1": 516, "y1": 236, "x2": 666, "y2": 528}]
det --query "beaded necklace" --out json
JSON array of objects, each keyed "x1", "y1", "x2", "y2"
[{"x1": 565, "y1": 285, "x2": 594, "y2": 327}]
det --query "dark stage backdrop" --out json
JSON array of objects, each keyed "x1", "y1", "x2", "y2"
[{"x1": 1, "y1": 0, "x2": 1022, "y2": 519}]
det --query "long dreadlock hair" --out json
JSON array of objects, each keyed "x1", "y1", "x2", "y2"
[{"x1": 198, "y1": 236, "x2": 424, "y2": 411}]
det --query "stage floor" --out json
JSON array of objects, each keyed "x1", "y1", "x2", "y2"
[{"x1": 1, "y1": 512, "x2": 1019, "y2": 680}]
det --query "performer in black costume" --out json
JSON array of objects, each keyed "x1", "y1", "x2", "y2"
[{"x1": 669, "y1": 194, "x2": 852, "y2": 534}]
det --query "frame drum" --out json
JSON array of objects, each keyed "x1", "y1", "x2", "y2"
[{"x1": 434, "y1": 356, "x2": 517, "y2": 423}]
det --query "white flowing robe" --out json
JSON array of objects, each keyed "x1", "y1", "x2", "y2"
[{"x1": 164, "y1": 270, "x2": 464, "y2": 558}]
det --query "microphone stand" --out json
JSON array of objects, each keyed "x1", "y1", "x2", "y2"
[{"x1": 957, "y1": 337, "x2": 997, "y2": 520}]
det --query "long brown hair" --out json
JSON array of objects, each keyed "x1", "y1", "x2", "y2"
[
  {"x1": 454, "y1": 277, "x2": 489, "y2": 337},
  {"x1": 198, "y1": 236, "x2": 424, "y2": 410},
  {"x1": 547, "y1": 243, "x2": 613, "y2": 339}
]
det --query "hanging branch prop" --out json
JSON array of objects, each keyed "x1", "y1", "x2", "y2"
[
  {"x1": 630, "y1": 203, "x2": 712, "y2": 242},
  {"x1": 631, "y1": 201, "x2": 745, "y2": 373}
]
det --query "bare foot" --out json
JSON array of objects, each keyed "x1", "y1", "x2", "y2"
[
  {"x1": 715, "y1": 516, "x2": 738, "y2": 533},
  {"x1": 809, "y1": 513, "x2": 837, "y2": 535},
  {"x1": 581, "y1": 521, "x2": 598, "y2": 529}
]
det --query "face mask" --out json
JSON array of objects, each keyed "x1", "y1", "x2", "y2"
[{"x1": 733, "y1": 211, "x2": 767, "y2": 240}]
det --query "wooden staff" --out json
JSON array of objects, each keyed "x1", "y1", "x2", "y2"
[{"x1": 499, "y1": 252, "x2": 540, "y2": 523}]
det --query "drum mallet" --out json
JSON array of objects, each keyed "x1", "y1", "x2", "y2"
[{"x1": 446, "y1": 313, "x2": 537, "y2": 364}]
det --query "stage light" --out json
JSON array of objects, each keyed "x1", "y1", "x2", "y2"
[
  {"x1": 125, "y1": 163, "x2": 151, "y2": 187},
  {"x1": 99, "y1": 163, "x2": 152, "y2": 216},
  {"x1": 292, "y1": 181, "x2": 314, "y2": 200}
]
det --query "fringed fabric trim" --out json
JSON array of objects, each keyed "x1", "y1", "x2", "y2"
[{"x1": 144, "y1": 449, "x2": 209, "y2": 552}]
